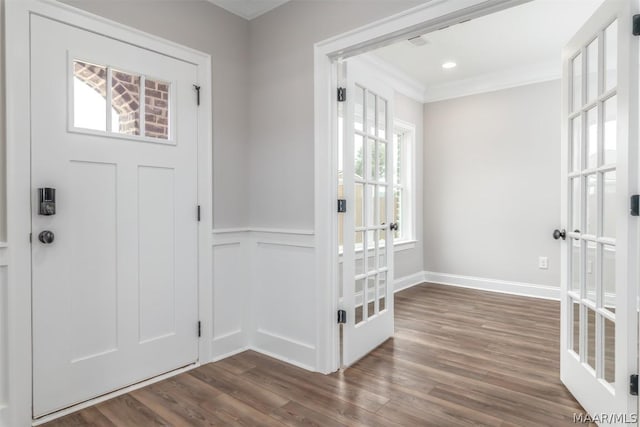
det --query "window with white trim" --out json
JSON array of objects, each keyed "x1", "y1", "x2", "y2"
[{"x1": 392, "y1": 120, "x2": 415, "y2": 243}]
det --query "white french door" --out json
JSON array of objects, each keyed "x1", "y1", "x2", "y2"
[
  {"x1": 560, "y1": 0, "x2": 638, "y2": 422},
  {"x1": 31, "y1": 15, "x2": 199, "y2": 417},
  {"x1": 339, "y1": 59, "x2": 395, "y2": 367}
]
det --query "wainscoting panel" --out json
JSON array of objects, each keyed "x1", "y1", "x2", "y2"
[
  {"x1": 0, "y1": 246, "x2": 8, "y2": 424},
  {"x1": 251, "y1": 231, "x2": 316, "y2": 370},
  {"x1": 211, "y1": 232, "x2": 250, "y2": 361}
]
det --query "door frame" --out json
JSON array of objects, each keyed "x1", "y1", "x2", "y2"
[
  {"x1": 4, "y1": 1, "x2": 213, "y2": 425},
  {"x1": 313, "y1": 0, "x2": 531, "y2": 374}
]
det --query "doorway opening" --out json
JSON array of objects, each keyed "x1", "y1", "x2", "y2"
[{"x1": 318, "y1": 0, "x2": 639, "y2": 421}]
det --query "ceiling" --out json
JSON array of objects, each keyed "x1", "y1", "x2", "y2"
[
  {"x1": 370, "y1": 0, "x2": 606, "y2": 100},
  {"x1": 207, "y1": 0, "x2": 291, "y2": 20}
]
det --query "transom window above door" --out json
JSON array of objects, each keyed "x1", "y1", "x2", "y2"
[{"x1": 71, "y1": 59, "x2": 173, "y2": 142}]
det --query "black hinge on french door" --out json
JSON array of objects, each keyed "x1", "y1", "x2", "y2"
[
  {"x1": 337, "y1": 310, "x2": 347, "y2": 324},
  {"x1": 630, "y1": 375, "x2": 639, "y2": 395},
  {"x1": 337, "y1": 87, "x2": 346, "y2": 102},
  {"x1": 197, "y1": 205, "x2": 201, "y2": 222},
  {"x1": 633, "y1": 15, "x2": 640, "y2": 36},
  {"x1": 193, "y1": 84, "x2": 201, "y2": 106},
  {"x1": 198, "y1": 321, "x2": 202, "y2": 338},
  {"x1": 630, "y1": 195, "x2": 639, "y2": 216}
]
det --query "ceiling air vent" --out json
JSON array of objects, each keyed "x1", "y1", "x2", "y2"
[{"x1": 407, "y1": 35, "x2": 428, "y2": 47}]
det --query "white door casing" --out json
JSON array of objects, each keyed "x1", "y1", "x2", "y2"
[
  {"x1": 31, "y1": 14, "x2": 200, "y2": 417},
  {"x1": 560, "y1": 0, "x2": 639, "y2": 423},
  {"x1": 340, "y1": 59, "x2": 395, "y2": 367}
]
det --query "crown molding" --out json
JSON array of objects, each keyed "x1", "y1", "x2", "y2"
[
  {"x1": 354, "y1": 54, "x2": 428, "y2": 103},
  {"x1": 207, "y1": 0, "x2": 290, "y2": 20},
  {"x1": 423, "y1": 59, "x2": 561, "y2": 103}
]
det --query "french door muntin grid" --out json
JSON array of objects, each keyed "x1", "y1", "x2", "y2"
[
  {"x1": 567, "y1": 18, "x2": 617, "y2": 388},
  {"x1": 354, "y1": 83, "x2": 390, "y2": 325}
]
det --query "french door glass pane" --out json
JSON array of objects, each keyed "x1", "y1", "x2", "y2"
[
  {"x1": 572, "y1": 53, "x2": 583, "y2": 112},
  {"x1": 586, "y1": 242, "x2": 596, "y2": 302},
  {"x1": 355, "y1": 183, "x2": 364, "y2": 228},
  {"x1": 378, "y1": 271, "x2": 387, "y2": 312},
  {"x1": 571, "y1": 240, "x2": 581, "y2": 292},
  {"x1": 366, "y1": 92, "x2": 376, "y2": 135},
  {"x1": 367, "y1": 138, "x2": 375, "y2": 181},
  {"x1": 603, "y1": 95, "x2": 617, "y2": 166},
  {"x1": 571, "y1": 116, "x2": 582, "y2": 172},
  {"x1": 377, "y1": 141, "x2": 386, "y2": 182},
  {"x1": 586, "y1": 174, "x2": 597, "y2": 235},
  {"x1": 604, "y1": 20, "x2": 618, "y2": 92},
  {"x1": 586, "y1": 106, "x2": 598, "y2": 169},
  {"x1": 572, "y1": 300, "x2": 580, "y2": 355},
  {"x1": 354, "y1": 134, "x2": 364, "y2": 178},
  {"x1": 377, "y1": 98, "x2": 387, "y2": 139},
  {"x1": 604, "y1": 316, "x2": 615, "y2": 384},
  {"x1": 602, "y1": 245, "x2": 616, "y2": 314},
  {"x1": 367, "y1": 231, "x2": 376, "y2": 271},
  {"x1": 355, "y1": 86, "x2": 364, "y2": 132},
  {"x1": 586, "y1": 38, "x2": 599, "y2": 103},
  {"x1": 378, "y1": 235, "x2": 387, "y2": 268},
  {"x1": 378, "y1": 186, "x2": 386, "y2": 227},
  {"x1": 367, "y1": 276, "x2": 377, "y2": 316},
  {"x1": 603, "y1": 171, "x2": 616, "y2": 238},
  {"x1": 587, "y1": 307, "x2": 596, "y2": 369},
  {"x1": 571, "y1": 178, "x2": 581, "y2": 231},
  {"x1": 365, "y1": 185, "x2": 375, "y2": 226}
]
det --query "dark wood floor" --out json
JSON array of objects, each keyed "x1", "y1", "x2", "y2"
[{"x1": 44, "y1": 283, "x2": 588, "y2": 426}]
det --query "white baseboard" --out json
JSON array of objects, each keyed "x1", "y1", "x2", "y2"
[
  {"x1": 423, "y1": 271, "x2": 560, "y2": 300},
  {"x1": 253, "y1": 330, "x2": 316, "y2": 372},
  {"x1": 394, "y1": 271, "x2": 427, "y2": 293}
]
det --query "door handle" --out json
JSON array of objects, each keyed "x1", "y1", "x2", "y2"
[
  {"x1": 390, "y1": 222, "x2": 399, "y2": 231},
  {"x1": 38, "y1": 230, "x2": 55, "y2": 244},
  {"x1": 553, "y1": 229, "x2": 566, "y2": 241}
]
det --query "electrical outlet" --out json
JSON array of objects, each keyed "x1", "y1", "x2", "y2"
[{"x1": 539, "y1": 256, "x2": 549, "y2": 270}]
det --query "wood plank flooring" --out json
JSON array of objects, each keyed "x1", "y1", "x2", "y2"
[{"x1": 44, "y1": 284, "x2": 588, "y2": 426}]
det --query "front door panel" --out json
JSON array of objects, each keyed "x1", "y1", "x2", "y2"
[{"x1": 31, "y1": 15, "x2": 199, "y2": 417}]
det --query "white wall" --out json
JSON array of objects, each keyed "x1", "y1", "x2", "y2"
[
  {"x1": 394, "y1": 92, "x2": 424, "y2": 280},
  {"x1": 248, "y1": 0, "x2": 424, "y2": 230},
  {"x1": 423, "y1": 80, "x2": 561, "y2": 288}
]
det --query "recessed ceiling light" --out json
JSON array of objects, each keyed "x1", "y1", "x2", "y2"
[{"x1": 442, "y1": 61, "x2": 457, "y2": 69}]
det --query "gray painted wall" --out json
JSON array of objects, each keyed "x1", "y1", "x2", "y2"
[
  {"x1": 0, "y1": 0, "x2": 5, "y2": 240},
  {"x1": 248, "y1": 0, "x2": 424, "y2": 230},
  {"x1": 423, "y1": 80, "x2": 561, "y2": 287},
  {"x1": 62, "y1": 0, "x2": 250, "y2": 229},
  {"x1": 394, "y1": 92, "x2": 424, "y2": 279}
]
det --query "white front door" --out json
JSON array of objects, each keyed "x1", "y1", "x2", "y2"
[
  {"x1": 31, "y1": 15, "x2": 200, "y2": 417},
  {"x1": 340, "y1": 59, "x2": 395, "y2": 367},
  {"x1": 560, "y1": 0, "x2": 638, "y2": 423}
]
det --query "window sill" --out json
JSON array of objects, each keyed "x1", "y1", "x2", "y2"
[
  {"x1": 393, "y1": 240, "x2": 417, "y2": 252},
  {"x1": 338, "y1": 239, "x2": 417, "y2": 258}
]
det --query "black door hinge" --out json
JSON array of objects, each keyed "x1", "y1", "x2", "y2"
[
  {"x1": 634, "y1": 15, "x2": 640, "y2": 36},
  {"x1": 337, "y1": 199, "x2": 347, "y2": 213},
  {"x1": 631, "y1": 195, "x2": 639, "y2": 217},
  {"x1": 194, "y1": 84, "x2": 201, "y2": 106},
  {"x1": 337, "y1": 87, "x2": 346, "y2": 102},
  {"x1": 197, "y1": 321, "x2": 202, "y2": 338},
  {"x1": 197, "y1": 205, "x2": 201, "y2": 222},
  {"x1": 631, "y1": 374, "x2": 638, "y2": 395},
  {"x1": 337, "y1": 309, "x2": 347, "y2": 324}
]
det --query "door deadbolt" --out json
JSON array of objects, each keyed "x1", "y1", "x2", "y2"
[{"x1": 38, "y1": 230, "x2": 55, "y2": 244}]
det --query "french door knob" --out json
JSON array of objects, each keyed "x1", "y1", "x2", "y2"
[
  {"x1": 553, "y1": 229, "x2": 566, "y2": 241},
  {"x1": 389, "y1": 222, "x2": 399, "y2": 231},
  {"x1": 38, "y1": 230, "x2": 55, "y2": 244}
]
